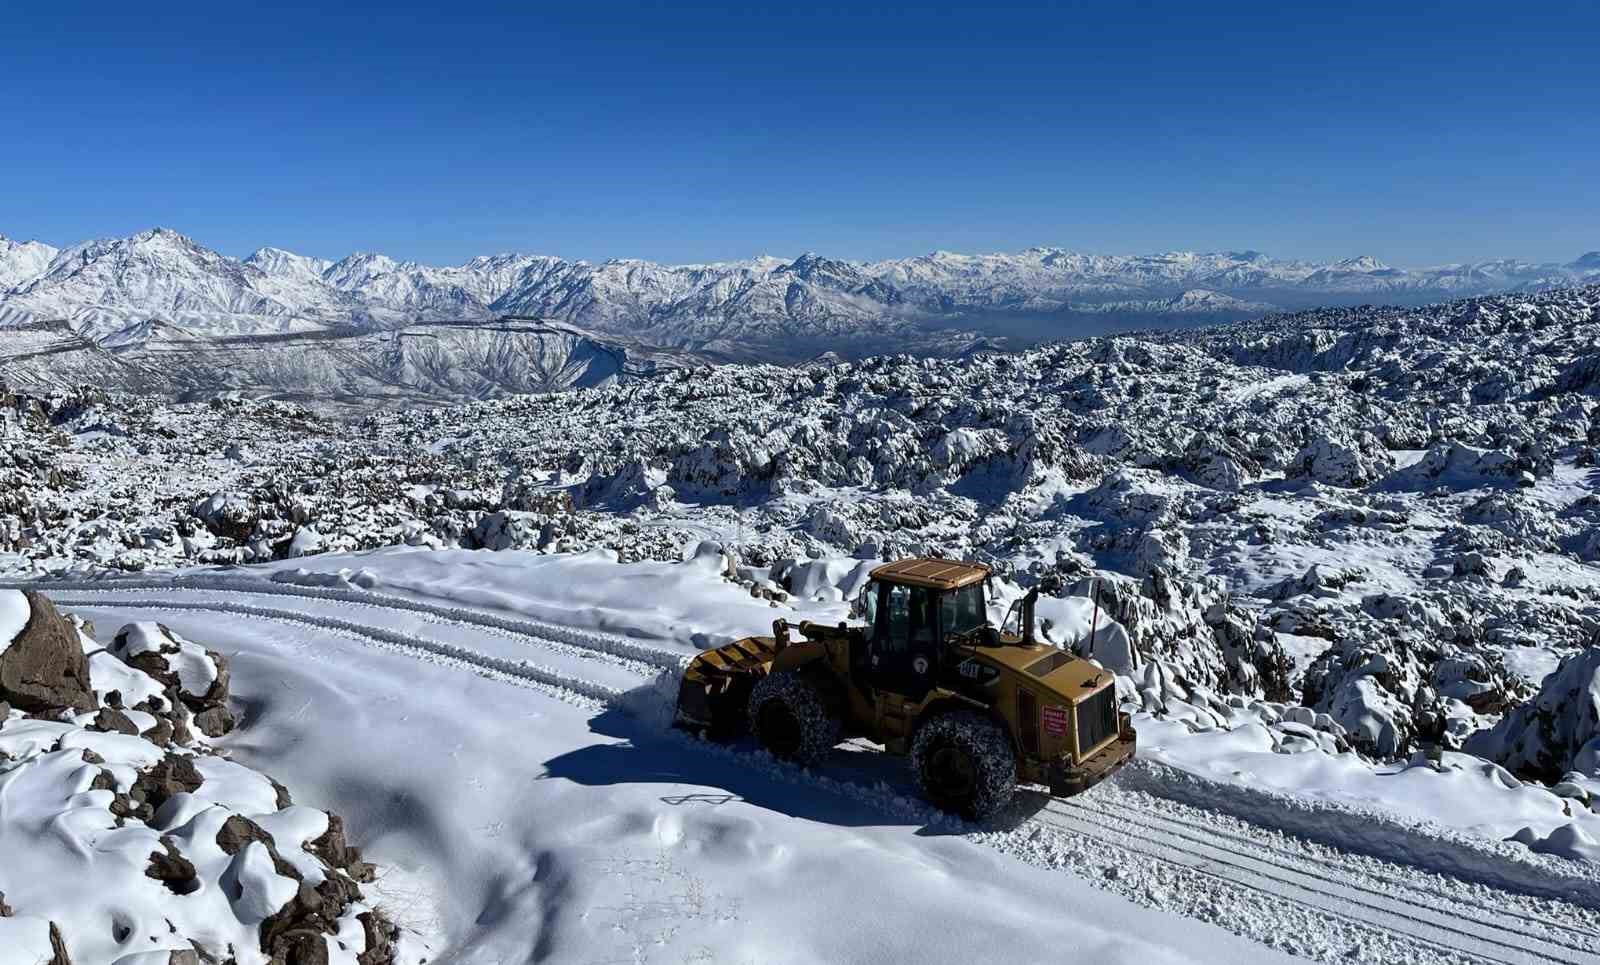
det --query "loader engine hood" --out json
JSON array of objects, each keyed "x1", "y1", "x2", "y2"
[
  {"x1": 952, "y1": 642, "x2": 1123, "y2": 762},
  {"x1": 969, "y1": 643, "x2": 1113, "y2": 701}
]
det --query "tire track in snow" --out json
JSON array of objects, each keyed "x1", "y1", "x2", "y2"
[
  {"x1": 38, "y1": 581, "x2": 1600, "y2": 964},
  {"x1": 1037, "y1": 797, "x2": 1600, "y2": 965},
  {"x1": 54, "y1": 597, "x2": 624, "y2": 708},
  {"x1": 62, "y1": 585, "x2": 666, "y2": 692},
  {"x1": 1028, "y1": 803, "x2": 1525, "y2": 965},
  {"x1": 16, "y1": 575, "x2": 691, "y2": 672},
  {"x1": 1062, "y1": 787, "x2": 1600, "y2": 947}
]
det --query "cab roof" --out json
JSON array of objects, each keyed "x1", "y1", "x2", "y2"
[{"x1": 870, "y1": 558, "x2": 989, "y2": 591}]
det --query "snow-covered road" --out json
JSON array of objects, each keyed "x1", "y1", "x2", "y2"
[{"x1": 24, "y1": 575, "x2": 1598, "y2": 964}]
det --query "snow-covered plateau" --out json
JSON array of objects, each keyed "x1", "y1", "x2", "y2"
[{"x1": 5, "y1": 280, "x2": 1600, "y2": 962}]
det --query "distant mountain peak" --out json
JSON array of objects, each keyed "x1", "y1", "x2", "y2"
[{"x1": 1332, "y1": 255, "x2": 1390, "y2": 272}]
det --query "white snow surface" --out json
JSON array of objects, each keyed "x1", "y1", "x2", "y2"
[
  {"x1": 0, "y1": 587, "x2": 28, "y2": 654},
  {"x1": 33, "y1": 544, "x2": 1600, "y2": 963},
  {"x1": 56, "y1": 597, "x2": 1295, "y2": 965},
  {"x1": 9, "y1": 281, "x2": 1600, "y2": 958},
  {"x1": 247, "y1": 548, "x2": 1600, "y2": 853}
]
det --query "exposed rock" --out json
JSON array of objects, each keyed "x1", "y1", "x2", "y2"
[
  {"x1": 269, "y1": 774, "x2": 294, "y2": 810},
  {"x1": 134, "y1": 753, "x2": 205, "y2": 813},
  {"x1": 0, "y1": 592, "x2": 95, "y2": 714},
  {"x1": 146, "y1": 836, "x2": 200, "y2": 894},
  {"x1": 0, "y1": 596, "x2": 417, "y2": 965},
  {"x1": 49, "y1": 922, "x2": 71, "y2": 965},
  {"x1": 356, "y1": 912, "x2": 393, "y2": 965},
  {"x1": 216, "y1": 814, "x2": 278, "y2": 855},
  {"x1": 143, "y1": 715, "x2": 175, "y2": 747},
  {"x1": 269, "y1": 929, "x2": 331, "y2": 965},
  {"x1": 1301, "y1": 631, "x2": 1434, "y2": 759},
  {"x1": 193, "y1": 491, "x2": 260, "y2": 541},
  {"x1": 1068, "y1": 571, "x2": 1291, "y2": 707},
  {"x1": 307, "y1": 813, "x2": 375, "y2": 883},
  {"x1": 194, "y1": 704, "x2": 237, "y2": 737},
  {"x1": 111, "y1": 624, "x2": 232, "y2": 713},
  {"x1": 92, "y1": 707, "x2": 140, "y2": 736},
  {"x1": 1289, "y1": 430, "x2": 1394, "y2": 488}
]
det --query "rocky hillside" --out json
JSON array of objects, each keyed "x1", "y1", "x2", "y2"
[
  {"x1": 2, "y1": 284, "x2": 1599, "y2": 776},
  {"x1": 0, "y1": 318, "x2": 715, "y2": 405}
]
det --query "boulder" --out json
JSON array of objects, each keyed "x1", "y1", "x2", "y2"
[
  {"x1": 194, "y1": 705, "x2": 237, "y2": 738},
  {"x1": 1467, "y1": 647, "x2": 1600, "y2": 783},
  {"x1": 133, "y1": 754, "x2": 205, "y2": 813},
  {"x1": 0, "y1": 592, "x2": 95, "y2": 714},
  {"x1": 110, "y1": 623, "x2": 230, "y2": 713},
  {"x1": 470, "y1": 510, "x2": 538, "y2": 551},
  {"x1": 1066, "y1": 571, "x2": 1292, "y2": 705},
  {"x1": 1289, "y1": 430, "x2": 1394, "y2": 488},
  {"x1": 284, "y1": 527, "x2": 323, "y2": 559},
  {"x1": 92, "y1": 707, "x2": 140, "y2": 736},
  {"x1": 192, "y1": 492, "x2": 260, "y2": 541},
  {"x1": 1301, "y1": 629, "x2": 1438, "y2": 759}
]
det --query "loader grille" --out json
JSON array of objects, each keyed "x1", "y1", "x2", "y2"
[{"x1": 1075, "y1": 686, "x2": 1117, "y2": 755}]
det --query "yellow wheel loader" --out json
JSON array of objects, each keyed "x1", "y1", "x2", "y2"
[{"x1": 674, "y1": 558, "x2": 1136, "y2": 819}]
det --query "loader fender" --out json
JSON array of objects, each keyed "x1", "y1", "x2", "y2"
[{"x1": 769, "y1": 640, "x2": 830, "y2": 675}]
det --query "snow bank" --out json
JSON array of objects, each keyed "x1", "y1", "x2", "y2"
[
  {"x1": 1121, "y1": 758, "x2": 1600, "y2": 907},
  {"x1": 255, "y1": 543, "x2": 851, "y2": 649}
]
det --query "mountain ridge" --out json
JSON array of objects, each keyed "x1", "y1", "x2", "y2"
[{"x1": 3, "y1": 227, "x2": 1597, "y2": 359}]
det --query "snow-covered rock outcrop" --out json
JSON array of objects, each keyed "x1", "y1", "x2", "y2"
[
  {"x1": 1469, "y1": 647, "x2": 1600, "y2": 783},
  {"x1": 0, "y1": 591, "x2": 424, "y2": 965}
]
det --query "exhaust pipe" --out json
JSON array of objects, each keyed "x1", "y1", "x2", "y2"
[{"x1": 1021, "y1": 587, "x2": 1039, "y2": 645}]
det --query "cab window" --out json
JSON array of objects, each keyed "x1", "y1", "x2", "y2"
[
  {"x1": 880, "y1": 583, "x2": 911, "y2": 651},
  {"x1": 879, "y1": 584, "x2": 936, "y2": 652},
  {"x1": 940, "y1": 583, "x2": 986, "y2": 637}
]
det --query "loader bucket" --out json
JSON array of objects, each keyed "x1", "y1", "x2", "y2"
[{"x1": 673, "y1": 635, "x2": 780, "y2": 739}]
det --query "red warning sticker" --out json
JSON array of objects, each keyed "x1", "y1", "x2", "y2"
[{"x1": 1041, "y1": 705, "x2": 1069, "y2": 737}]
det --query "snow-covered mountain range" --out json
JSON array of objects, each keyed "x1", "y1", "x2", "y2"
[{"x1": 3, "y1": 228, "x2": 1596, "y2": 363}]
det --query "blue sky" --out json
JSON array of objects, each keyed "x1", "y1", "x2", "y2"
[{"x1": 3, "y1": 1, "x2": 1596, "y2": 267}]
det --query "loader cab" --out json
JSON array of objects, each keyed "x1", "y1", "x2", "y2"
[{"x1": 854, "y1": 559, "x2": 991, "y2": 701}]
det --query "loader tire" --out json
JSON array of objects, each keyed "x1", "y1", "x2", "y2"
[
  {"x1": 748, "y1": 670, "x2": 841, "y2": 767},
  {"x1": 911, "y1": 710, "x2": 1017, "y2": 821}
]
